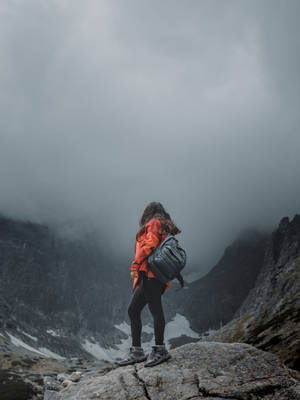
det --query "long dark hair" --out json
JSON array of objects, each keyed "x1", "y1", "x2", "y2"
[{"x1": 136, "y1": 202, "x2": 181, "y2": 239}]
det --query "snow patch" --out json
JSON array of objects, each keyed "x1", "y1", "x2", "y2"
[
  {"x1": 141, "y1": 323, "x2": 153, "y2": 334},
  {"x1": 7, "y1": 333, "x2": 47, "y2": 356},
  {"x1": 165, "y1": 313, "x2": 200, "y2": 340},
  {"x1": 6, "y1": 333, "x2": 65, "y2": 359},
  {"x1": 114, "y1": 321, "x2": 130, "y2": 335},
  {"x1": 46, "y1": 329, "x2": 60, "y2": 337},
  {"x1": 81, "y1": 340, "x2": 112, "y2": 361},
  {"x1": 38, "y1": 347, "x2": 65, "y2": 360},
  {"x1": 21, "y1": 331, "x2": 38, "y2": 342},
  {"x1": 83, "y1": 313, "x2": 200, "y2": 362}
]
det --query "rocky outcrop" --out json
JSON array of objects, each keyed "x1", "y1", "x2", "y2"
[
  {"x1": 207, "y1": 215, "x2": 300, "y2": 371},
  {"x1": 0, "y1": 369, "x2": 39, "y2": 400},
  {"x1": 56, "y1": 341, "x2": 300, "y2": 400},
  {"x1": 0, "y1": 348, "x2": 113, "y2": 400}
]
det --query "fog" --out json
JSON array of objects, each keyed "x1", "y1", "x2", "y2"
[{"x1": 0, "y1": 0, "x2": 299, "y2": 272}]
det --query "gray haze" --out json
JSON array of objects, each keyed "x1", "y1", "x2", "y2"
[{"x1": 0, "y1": 0, "x2": 300, "y2": 272}]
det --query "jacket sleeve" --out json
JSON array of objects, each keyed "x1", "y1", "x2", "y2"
[{"x1": 130, "y1": 218, "x2": 162, "y2": 272}]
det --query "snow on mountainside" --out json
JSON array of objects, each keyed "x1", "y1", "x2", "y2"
[
  {"x1": 0, "y1": 214, "x2": 270, "y2": 361},
  {"x1": 0, "y1": 214, "x2": 129, "y2": 358},
  {"x1": 1, "y1": 213, "x2": 300, "y2": 398},
  {"x1": 81, "y1": 313, "x2": 200, "y2": 361}
]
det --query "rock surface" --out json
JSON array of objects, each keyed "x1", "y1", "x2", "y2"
[
  {"x1": 0, "y1": 348, "x2": 113, "y2": 400},
  {"x1": 0, "y1": 369, "x2": 39, "y2": 400},
  {"x1": 207, "y1": 215, "x2": 300, "y2": 370},
  {"x1": 56, "y1": 342, "x2": 300, "y2": 400}
]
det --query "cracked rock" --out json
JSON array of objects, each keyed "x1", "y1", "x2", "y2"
[{"x1": 56, "y1": 342, "x2": 300, "y2": 400}]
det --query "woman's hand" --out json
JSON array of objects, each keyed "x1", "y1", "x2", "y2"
[{"x1": 130, "y1": 271, "x2": 138, "y2": 279}]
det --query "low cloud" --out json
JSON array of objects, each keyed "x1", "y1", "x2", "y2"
[{"x1": 0, "y1": 0, "x2": 299, "y2": 270}]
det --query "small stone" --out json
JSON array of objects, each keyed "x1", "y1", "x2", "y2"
[
  {"x1": 43, "y1": 376, "x2": 60, "y2": 391},
  {"x1": 44, "y1": 389, "x2": 59, "y2": 400},
  {"x1": 69, "y1": 371, "x2": 82, "y2": 382},
  {"x1": 57, "y1": 374, "x2": 69, "y2": 383},
  {"x1": 62, "y1": 379, "x2": 74, "y2": 388}
]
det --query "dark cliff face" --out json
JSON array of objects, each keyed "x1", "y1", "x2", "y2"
[
  {"x1": 165, "y1": 229, "x2": 268, "y2": 334},
  {"x1": 0, "y1": 215, "x2": 129, "y2": 356},
  {"x1": 208, "y1": 214, "x2": 300, "y2": 371},
  {"x1": 238, "y1": 215, "x2": 300, "y2": 315}
]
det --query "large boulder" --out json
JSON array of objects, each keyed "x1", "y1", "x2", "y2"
[{"x1": 57, "y1": 341, "x2": 300, "y2": 400}]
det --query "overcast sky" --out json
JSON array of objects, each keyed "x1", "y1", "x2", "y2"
[{"x1": 0, "y1": 0, "x2": 299, "y2": 272}]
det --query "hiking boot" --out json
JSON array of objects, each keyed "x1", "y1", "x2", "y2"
[
  {"x1": 144, "y1": 344, "x2": 171, "y2": 367},
  {"x1": 116, "y1": 346, "x2": 147, "y2": 366}
]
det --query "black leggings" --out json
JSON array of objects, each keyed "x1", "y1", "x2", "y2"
[{"x1": 128, "y1": 274, "x2": 166, "y2": 346}]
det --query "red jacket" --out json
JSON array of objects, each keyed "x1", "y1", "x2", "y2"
[{"x1": 130, "y1": 218, "x2": 170, "y2": 294}]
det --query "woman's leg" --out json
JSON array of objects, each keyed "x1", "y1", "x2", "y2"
[
  {"x1": 127, "y1": 287, "x2": 147, "y2": 347},
  {"x1": 143, "y1": 278, "x2": 166, "y2": 345}
]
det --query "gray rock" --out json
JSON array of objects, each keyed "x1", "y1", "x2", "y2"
[
  {"x1": 57, "y1": 373, "x2": 69, "y2": 383},
  {"x1": 44, "y1": 389, "x2": 59, "y2": 400},
  {"x1": 56, "y1": 342, "x2": 300, "y2": 400},
  {"x1": 43, "y1": 376, "x2": 60, "y2": 391},
  {"x1": 69, "y1": 371, "x2": 82, "y2": 382},
  {"x1": 0, "y1": 369, "x2": 37, "y2": 400}
]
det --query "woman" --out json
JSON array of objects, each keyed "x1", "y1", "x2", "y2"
[{"x1": 118, "y1": 201, "x2": 181, "y2": 367}]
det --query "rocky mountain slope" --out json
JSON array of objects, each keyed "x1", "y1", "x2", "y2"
[
  {"x1": 0, "y1": 215, "x2": 129, "y2": 359},
  {"x1": 207, "y1": 215, "x2": 300, "y2": 371},
  {"x1": 56, "y1": 341, "x2": 300, "y2": 400},
  {"x1": 0, "y1": 350, "x2": 113, "y2": 400},
  {"x1": 2, "y1": 211, "x2": 300, "y2": 399},
  {"x1": 165, "y1": 229, "x2": 268, "y2": 335},
  {"x1": 0, "y1": 213, "x2": 271, "y2": 361},
  {"x1": 0, "y1": 214, "x2": 273, "y2": 362}
]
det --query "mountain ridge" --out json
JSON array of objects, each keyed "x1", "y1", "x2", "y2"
[{"x1": 206, "y1": 214, "x2": 300, "y2": 371}]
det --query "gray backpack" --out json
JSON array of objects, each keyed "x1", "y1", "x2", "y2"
[{"x1": 147, "y1": 235, "x2": 186, "y2": 287}]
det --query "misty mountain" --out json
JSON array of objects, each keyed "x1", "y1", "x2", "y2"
[
  {"x1": 0, "y1": 215, "x2": 130, "y2": 358},
  {"x1": 0, "y1": 213, "x2": 270, "y2": 360},
  {"x1": 165, "y1": 229, "x2": 268, "y2": 336},
  {"x1": 1, "y1": 211, "x2": 298, "y2": 369},
  {"x1": 208, "y1": 214, "x2": 300, "y2": 371},
  {"x1": 1, "y1": 212, "x2": 300, "y2": 400}
]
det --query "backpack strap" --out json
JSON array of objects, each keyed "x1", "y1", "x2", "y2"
[{"x1": 176, "y1": 272, "x2": 184, "y2": 288}]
